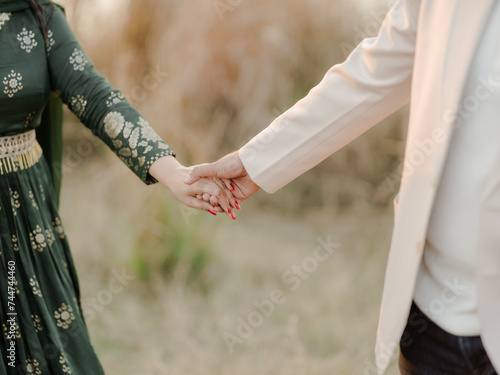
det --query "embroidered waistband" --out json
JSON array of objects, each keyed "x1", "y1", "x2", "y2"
[{"x1": 0, "y1": 130, "x2": 43, "y2": 174}]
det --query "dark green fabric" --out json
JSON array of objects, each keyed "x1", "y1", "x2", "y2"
[
  {"x1": 0, "y1": 157, "x2": 105, "y2": 374},
  {"x1": 0, "y1": 1, "x2": 65, "y2": 208},
  {"x1": 37, "y1": 92, "x2": 63, "y2": 209},
  {"x1": 0, "y1": 3, "x2": 176, "y2": 374},
  {"x1": 0, "y1": 4, "x2": 174, "y2": 182},
  {"x1": 37, "y1": 3, "x2": 64, "y2": 210}
]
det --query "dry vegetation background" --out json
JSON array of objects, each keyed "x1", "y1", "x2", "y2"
[{"x1": 55, "y1": 0, "x2": 407, "y2": 373}]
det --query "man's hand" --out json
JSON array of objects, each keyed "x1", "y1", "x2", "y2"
[
  {"x1": 184, "y1": 151, "x2": 260, "y2": 202},
  {"x1": 149, "y1": 155, "x2": 238, "y2": 219}
]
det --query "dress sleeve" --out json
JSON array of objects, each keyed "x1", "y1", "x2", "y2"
[{"x1": 45, "y1": 5, "x2": 175, "y2": 185}]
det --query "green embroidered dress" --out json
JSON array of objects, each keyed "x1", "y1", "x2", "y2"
[{"x1": 0, "y1": 1, "x2": 174, "y2": 373}]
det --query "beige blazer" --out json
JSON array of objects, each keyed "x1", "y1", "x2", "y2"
[{"x1": 239, "y1": 0, "x2": 500, "y2": 373}]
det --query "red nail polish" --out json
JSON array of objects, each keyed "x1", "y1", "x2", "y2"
[
  {"x1": 235, "y1": 201, "x2": 240, "y2": 210},
  {"x1": 208, "y1": 209, "x2": 217, "y2": 216},
  {"x1": 227, "y1": 207, "x2": 232, "y2": 214},
  {"x1": 231, "y1": 213, "x2": 237, "y2": 220},
  {"x1": 230, "y1": 183, "x2": 235, "y2": 191}
]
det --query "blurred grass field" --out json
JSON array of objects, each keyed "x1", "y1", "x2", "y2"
[{"x1": 56, "y1": 0, "x2": 405, "y2": 373}]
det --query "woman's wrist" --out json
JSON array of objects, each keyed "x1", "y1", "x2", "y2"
[{"x1": 148, "y1": 155, "x2": 183, "y2": 189}]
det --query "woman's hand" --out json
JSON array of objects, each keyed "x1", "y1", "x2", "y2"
[
  {"x1": 148, "y1": 155, "x2": 238, "y2": 220},
  {"x1": 184, "y1": 151, "x2": 260, "y2": 202}
]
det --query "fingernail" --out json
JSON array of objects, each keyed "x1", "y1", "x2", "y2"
[
  {"x1": 231, "y1": 213, "x2": 237, "y2": 220},
  {"x1": 235, "y1": 201, "x2": 240, "y2": 210},
  {"x1": 230, "y1": 183, "x2": 235, "y2": 191},
  {"x1": 227, "y1": 207, "x2": 232, "y2": 214},
  {"x1": 208, "y1": 209, "x2": 217, "y2": 216}
]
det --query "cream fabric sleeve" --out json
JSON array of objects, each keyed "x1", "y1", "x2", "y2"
[{"x1": 239, "y1": 0, "x2": 420, "y2": 193}]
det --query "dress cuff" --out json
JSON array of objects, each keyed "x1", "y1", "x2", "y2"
[{"x1": 141, "y1": 148, "x2": 176, "y2": 185}]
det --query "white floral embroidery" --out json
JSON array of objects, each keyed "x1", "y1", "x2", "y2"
[
  {"x1": 119, "y1": 148, "x2": 132, "y2": 157},
  {"x1": 25, "y1": 357, "x2": 42, "y2": 375},
  {"x1": 69, "y1": 48, "x2": 88, "y2": 71},
  {"x1": 129, "y1": 128, "x2": 140, "y2": 149},
  {"x1": 158, "y1": 142, "x2": 171, "y2": 150},
  {"x1": 123, "y1": 121, "x2": 134, "y2": 138},
  {"x1": 52, "y1": 217, "x2": 65, "y2": 239},
  {"x1": 10, "y1": 188, "x2": 20, "y2": 215},
  {"x1": 103, "y1": 111, "x2": 173, "y2": 176},
  {"x1": 46, "y1": 30, "x2": 55, "y2": 52},
  {"x1": 29, "y1": 276, "x2": 43, "y2": 297},
  {"x1": 11, "y1": 234, "x2": 19, "y2": 251},
  {"x1": 104, "y1": 111, "x2": 125, "y2": 139},
  {"x1": 3, "y1": 70, "x2": 23, "y2": 98},
  {"x1": 29, "y1": 225, "x2": 47, "y2": 252},
  {"x1": 70, "y1": 94, "x2": 87, "y2": 119},
  {"x1": 17, "y1": 28, "x2": 38, "y2": 53},
  {"x1": 112, "y1": 139, "x2": 123, "y2": 148},
  {"x1": 0, "y1": 12, "x2": 11, "y2": 31},
  {"x1": 3, "y1": 322, "x2": 21, "y2": 340},
  {"x1": 45, "y1": 229, "x2": 55, "y2": 246},
  {"x1": 39, "y1": 184, "x2": 46, "y2": 201},
  {"x1": 59, "y1": 352, "x2": 72, "y2": 374},
  {"x1": 106, "y1": 91, "x2": 125, "y2": 107},
  {"x1": 54, "y1": 303, "x2": 75, "y2": 329},
  {"x1": 28, "y1": 190, "x2": 39, "y2": 209},
  {"x1": 32, "y1": 314, "x2": 43, "y2": 333},
  {"x1": 25, "y1": 110, "x2": 36, "y2": 128},
  {"x1": 139, "y1": 117, "x2": 163, "y2": 142}
]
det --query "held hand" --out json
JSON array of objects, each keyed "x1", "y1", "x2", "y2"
[
  {"x1": 149, "y1": 155, "x2": 238, "y2": 220},
  {"x1": 184, "y1": 151, "x2": 260, "y2": 202}
]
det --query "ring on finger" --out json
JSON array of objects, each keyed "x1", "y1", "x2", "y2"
[{"x1": 215, "y1": 178, "x2": 225, "y2": 188}]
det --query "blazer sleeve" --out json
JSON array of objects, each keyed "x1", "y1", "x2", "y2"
[
  {"x1": 45, "y1": 5, "x2": 175, "y2": 185},
  {"x1": 239, "y1": 0, "x2": 421, "y2": 193}
]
